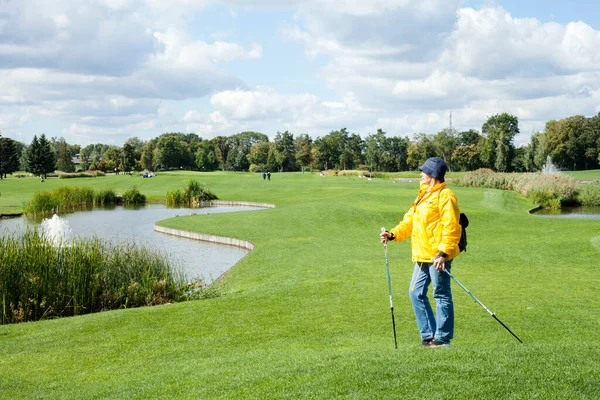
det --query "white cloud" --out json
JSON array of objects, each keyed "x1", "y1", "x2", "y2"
[
  {"x1": 441, "y1": 7, "x2": 600, "y2": 78},
  {"x1": 293, "y1": 0, "x2": 461, "y2": 62},
  {"x1": 283, "y1": 3, "x2": 600, "y2": 141},
  {"x1": 210, "y1": 87, "x2": 317, "y2": 120},
  {"x1": 179, "y1": 88, "x2": 375, "y2": 139},
  {"x1": 0, "y1": 112, "x2": 28, "y2": 127},
  {"x1": 151, "y1": 28, "x2": 262, "y2": 70},
  {"x1": 2, "y1": 1, "x2": 600, "y2": 147}
]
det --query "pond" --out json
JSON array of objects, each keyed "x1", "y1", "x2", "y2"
[
  {"x1": 532, "y1": 206, "x2": 600, "y2": 219},
  {"x1": 0, "y1": 204, "x2": 264, "y2": 282}
]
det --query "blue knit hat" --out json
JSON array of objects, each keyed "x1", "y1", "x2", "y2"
[{"x1": 418, "y1": 157, "x2": 447, "y2": 182}]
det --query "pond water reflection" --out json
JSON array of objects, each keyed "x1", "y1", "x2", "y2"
[
  {"x1": 0, "y1": 204, "x2": 263, "y2": 282},
  {"x1": 532, "y1": 206, "x2": 600, "y2": 219}
]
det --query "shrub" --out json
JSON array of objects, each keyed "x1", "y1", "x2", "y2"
[
  {"x1": 55, "y1": 187, "x2": 95, "y2": 210},
  {"x1": 57, "y1": 171, "x2": 105, "y2": 179},
  {"x1": 456, "y1": 169, "x2": 578, "y2": 208},
  {"x1": 249, "y1": 164, "x2": 264, "y2": 173},
  {"x1": 336, "y1": 170, "x2": 366, "y2": 177},
  {"x1": 165, "y1": 189, "x2": 184, "y2": 206},
  {"x1": 182, "y1": 277, "x2": 221, "y2": 301},
  {"x1": 179, "y1": 180, "x2": 218, "y2": 206},
  {"x1": 576, "y1": 184, "x2": 600, "y2": 206},
  {"x1": 121, "y1": 188, "x2": 146, "y2": 204},
  {"x1": 23, "y1": 191, "x2": 58, "y2": 216},
  {"x1": 94, "y1": 189, "x2": 117, "y2": 205}
]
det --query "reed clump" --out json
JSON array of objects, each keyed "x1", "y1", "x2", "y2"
[
  {"x1": 575, "y1": 184, "x2": 600, "y2": 206},
  {"x1": 121, "y1": 188, "x2": 146, "y2": 204},
  {"x1": 456, "y1": 169, "x2": 578, "y2": 209},
  {"x1": 165, "y1": 180, "x2": 218, "y2": 206},
  {"x1": 57, "y1": 171, "x2": 105, "y2": 178},
  {"x1": 24, "y1": 187, "x2": 144, "y2": 216},
  {"x1": 0, "y1": 228, "x2": 188, "y2": 324},
  {"x1": 94, "y1": 189, "x2": 117, "y2": 205}
]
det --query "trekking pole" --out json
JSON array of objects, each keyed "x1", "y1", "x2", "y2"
[
  {"x1": 381, "y1": 228, "x2": 398, "y2": 349},
  {"x1": 444, "y1": 270, "x2": 523, "y2": 343}
]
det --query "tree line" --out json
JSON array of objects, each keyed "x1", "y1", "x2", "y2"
[{"x1": 2, "y1": 111, "x2": 600, "y2": 178}]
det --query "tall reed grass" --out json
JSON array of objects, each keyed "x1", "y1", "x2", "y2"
[
  {"x1": 94, "y1": 189, "x2": 117, "y2": 205},
  {"x1": 456, "y1": 169, "x2": 579, "y2": 209},
  {"x1": 0, "y1": 228, "x2": 188, "y2": 324},
  {"x1": 57, "y1": 171, "x2": 105, "y2": 178},
  {"x1": 23, "y1": 186, "x2": 142, "y2": 216},
  {"x1": 575, "y1": 184, "x2": 600, "y2": 206},
  {"x1": 165, "y1": 180, "x2": 218, "y2": 206},
  {"x1": 121, "y1": 188, "x2": 146, "y2": 204}
]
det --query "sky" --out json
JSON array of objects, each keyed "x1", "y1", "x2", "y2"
[{"x1": 1, "y1": 0, "x2": 599, "y2": 148}]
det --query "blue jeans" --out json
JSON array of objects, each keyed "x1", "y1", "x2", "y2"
[{"x1": 409, "y1": 261, "x2": 454, "y2": 341}]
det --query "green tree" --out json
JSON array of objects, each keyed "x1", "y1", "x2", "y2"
[
  {"x1": 247, "y1": 141, "x2": 271, "y2": 171},
  {"x1": 409, "y1": 133, "x2": 435, "y2": 169},
  {"x1": 19, "y1": 144, "x2": 30, "y2": 172},
  {"x1": 346, "y1": 133, "x2": 365, "y2": 170},
  {"x1": 80, "y1": 143, "x2": 110, "y2": 171},
  {"x1": 123, "y1": 137, "x2": 144, "y2": 171},
  {"x1": 227, "y1": 132, "x2": 268, "y2": 171},
  {"x1": 387, "y1": 136, "x2": 410, "y2": 171},
  {"x1": 122, "y1": 142, "x2": 137, "y2": 172},
  {"x1": 274, "y1": 131, "x2": 296, "y2": 172},
  {"x1": 451, "y1": 144, "x2": 481, "y2": 171},
  {"x1": 78, "y1": 146, "x2": 91, "y2": 171},
  {"x1": 103, "y1": 146, "x2": 124, "y2": 172},
  {"x1": 313, "y1": 130, "x2": 344, "y2": 170},
  {"x1": 432, "y1": 129, "x2": 459, "y2": 170},
  {"x1": 155, "y1": 135, "x2": 193, "y2": 170},
  {"x1": 556, "y1": 115, "x2": 600, "y2": 170},
  {"x1": 364, "y1": 129, "x2": 387, "y2": 174},
  {"x1": 141, "y1": 141, "x2": 156, "y2": 171},
  {"x1": 0, "y1": 134, "x2": 21, "y2": 179},
  {"x1": 458, "y1": 129, "x2": 481, "y2": 146},
  {"x1": 511, "y1": 146, "x2": 531, "y2": 172},
  {"x1": 56, "y1": 138, "x2": 75, "y2": 172},
  {"x1": 266, "y1": 142, "x2": 279, "y2": 172},
  {"x1": 195, "y1": 140, "x2": 219, "y2": 171},
  {"x1": 406, "y1": 142, "x2": 420, "y2": 170},
  {"x1": 294, "y1": 134, "x2": 313, "y2": 173},
  {"x1": 27, "y1": 134, "x2": 56, "y2": 179},
  {"x1": 212, "y1": 136, "x2": 231, "y2": 171},
  {"x1": 481, "y1": 113, "x2": 519, "y2": 171}
]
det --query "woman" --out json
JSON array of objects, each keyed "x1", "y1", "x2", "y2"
[{"x1": 380, "y1": 157, "x2": 461, "y2": 347}]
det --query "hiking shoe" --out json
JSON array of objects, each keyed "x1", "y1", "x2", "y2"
[
  {"x1": 421, "y1": 338, "x2": 434, "y2": 347},
  {"x1": 429, "y1": 339, "x2": 451, "y2": 347}
]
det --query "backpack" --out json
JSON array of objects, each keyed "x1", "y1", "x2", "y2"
[
  {"x1": 458, "y1": 212, "x2": 469, "y2": 252},
  {"x1": 439, "y1": 189, "x2": 469, "y2": 252}
]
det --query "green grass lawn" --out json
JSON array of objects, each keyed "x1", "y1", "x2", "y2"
[
  {"x1": 562, "y1": 169, "x2": 600, "y2": 182},
  {"x1": 1, "y1": 171, "x2": 599, "y2": 399}
]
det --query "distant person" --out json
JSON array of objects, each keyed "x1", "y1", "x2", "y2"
[
  {"x1": 380, "y1": 157, "x2": 461, "y2": 348},
  {"x1": 267, "y1": 171, "x2": 271, "y2": 181},
  {"x1": 263, "y1": 172, "x2": 266, "y2": 180}
]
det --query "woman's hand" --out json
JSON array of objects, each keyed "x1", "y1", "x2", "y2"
[
  {"x1": 380, "y1": 229, "x2": 393, "y2": 243},
  {"x1": 433, "y1": 255, "x2": 446, "y2": 271}
]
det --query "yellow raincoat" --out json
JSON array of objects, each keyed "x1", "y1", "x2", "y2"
[{"x1": 389, "y1": 182, "x2": 461, "y2": 262}]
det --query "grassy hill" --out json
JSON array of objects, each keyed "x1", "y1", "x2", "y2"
[{"x1": 1, "y1": 171, "x2": 599, "y2": 398}]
